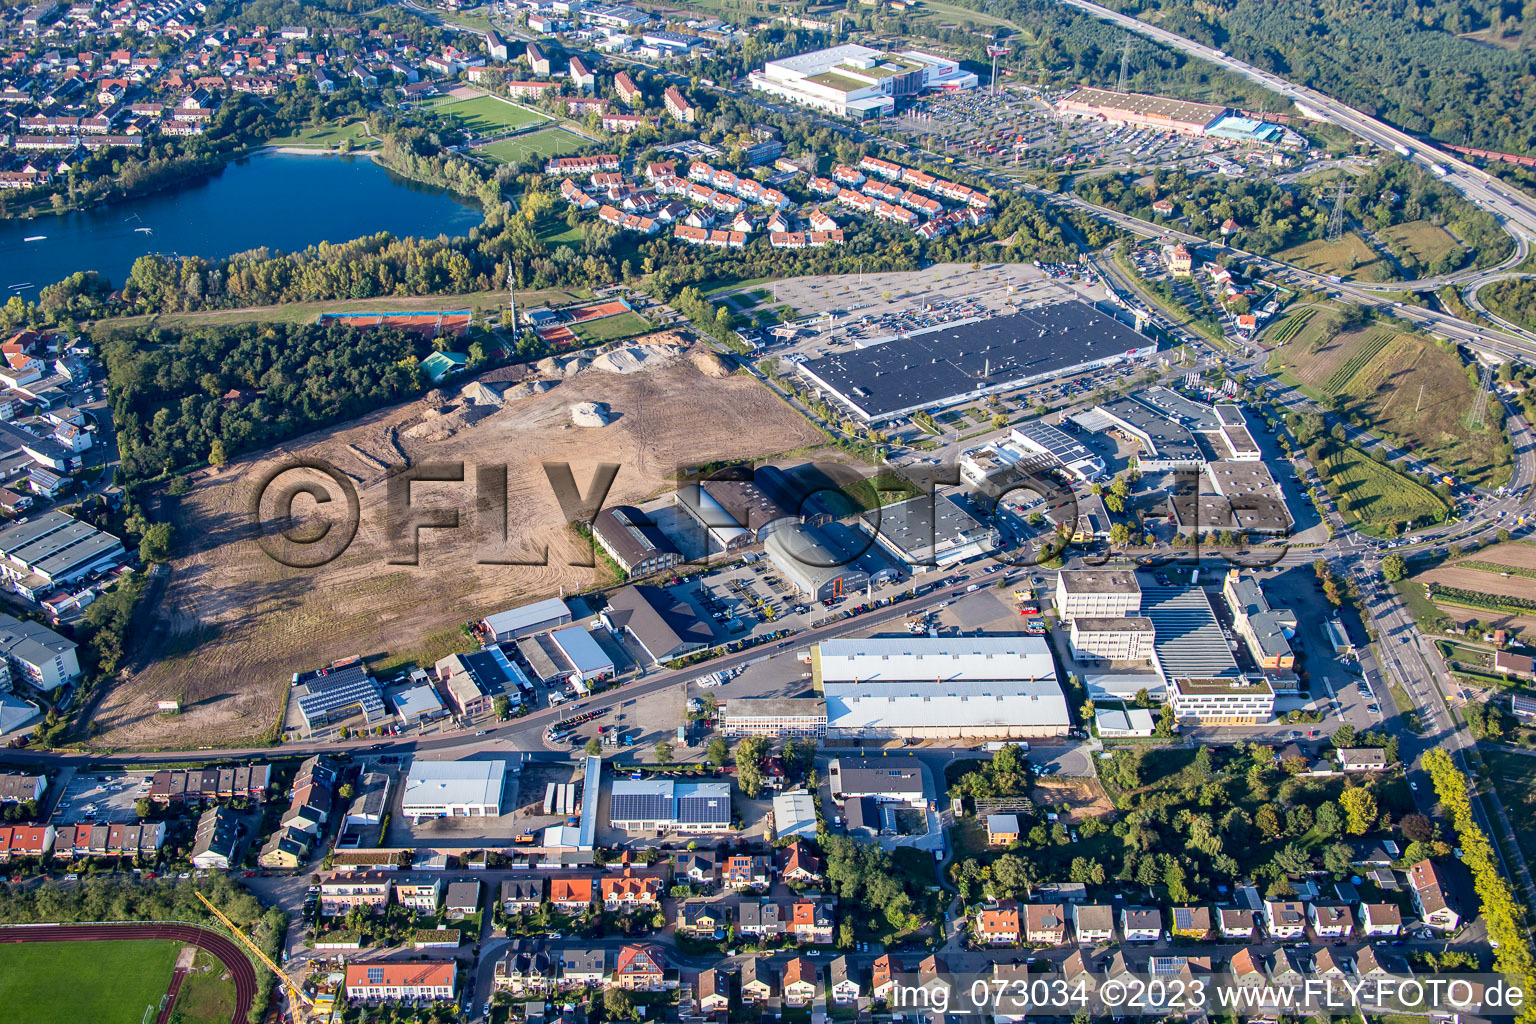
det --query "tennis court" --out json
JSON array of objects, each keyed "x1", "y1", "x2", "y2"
[
  {"x1": 536, "y1": 325, "x2": 578, "y2": 346},
  {"x1": 565, "y1": 298, "x2": 633, "y2": 324}
]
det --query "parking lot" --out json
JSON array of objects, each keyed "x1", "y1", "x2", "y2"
[{"x1": 47, "y1": 770, "x2": 149, "y2": 825}]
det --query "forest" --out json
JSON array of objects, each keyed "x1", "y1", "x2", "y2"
[
  {"x1": 1076, "y1": 158, "x2": 1511, "y2": 274},
  {"x1": 1056, "y1": 0, "x2": 1536, "y2": 156},
  {"x1": 103, "y1": 320, "x2": 432, "y2": 480}
]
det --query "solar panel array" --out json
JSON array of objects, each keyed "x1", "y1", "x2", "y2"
[
  {"x1": 675, "y1": 792, "x2": 728, "y2": 825},
  {"x1": 297, "y1": 672, "x2": 386, "y2": 725},
  {"x1": 610, "y1": 789, "x2": 671, "y2": 823}
]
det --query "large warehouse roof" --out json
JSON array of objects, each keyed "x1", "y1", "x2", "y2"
[
  {"x1": 824, "y1": 679, "x2": 1070, "y2": 732},
  {"x1": 814, "y1": 636, "x2": 1057, "y2": 684},
  {"x1": 1141, "y1": 586, "x2": 1240, "y2": 679},
  {"x1": 796, "y1": 302, "x2": 1153, "y2": 422},
  {"x1": 1061, "y1": 87, "x2": 1228, "y2": 130},
  {"x1": 483, "y1": 597, "x2": 572, "y2": 638},
  {"x1": 402, "y1": 759, "x2": 508, "y2": 811},
  {"x1": 609, "y1": 779, "x2": 731, "y2": 826}
]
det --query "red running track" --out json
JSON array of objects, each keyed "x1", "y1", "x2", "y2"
[{"x1": 0, "y1": 922, "x2": 259, "y2": 1024}]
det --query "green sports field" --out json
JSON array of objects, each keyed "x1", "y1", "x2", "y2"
[
  {"x1": 0, "y1": 940, "x2": 181, "y2": 1024},
  {"x1": 575, "y1": 310, "x2": 653, "y2": 342},
  {"x1": 424, "y1": 94, "x2": 549, "y2": 134},
  {"x1": 479, "y1": 128, "x2": 591, "y2": 164}
]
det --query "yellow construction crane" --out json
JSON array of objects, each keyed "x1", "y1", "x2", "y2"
[{"x1": 194, "y1": 890, "x2": 315, "y2": 1024}]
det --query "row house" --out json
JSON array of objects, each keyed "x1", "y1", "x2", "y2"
[
  {"x1": 861, "y1": 179, "x2": 902, "y2": 202},
  {"x1": 495, "y1": 950, "x2": 555, "y2": 995},
  {"x1": 345, "y1": 961, "x2": 456, "y2": 1003},
  {"x1": 600, "y1": 869, "x2": 663, "y2": 911},
  {"x1": 737, "y1": 898, "x2": 785, "y2": 937},
  {"x1": 859, "y1": 155, "x2": 902, "y2": 179},
  {"x1": 836, "y1": 188, "x2": 874, "y2": 213},
  {"x1": 644, "y1": 160, "x2": 675, "y2": 181},
  {"x1": 560, "y1": 178, "x2": 598, "y2": 210},
  {"x1": 148, "y1": 764, "x2": 271, "y2": 804},
  {"x1": 544, "y1": 153, "x2": 622, "y2": 175},
  {"x1": 790, "y1": 897, "x2": 834, "y2": 944},
  {"x1": 831, "y1": 163, "x2": 864, "y2": 185},
  {"x1": 62, "y1": 820, "x2": 166, "y2": 860},
  {"x1": 808, "y1": 176, "x2": 839, "y2": 197},
  {"x1": 0, "y1": 824, "x2": 55, "y2": 860},
  {"x1": 901, "y1": 166, "x2": 936, "y2": 190},
  {"x1": 320, "y1": 870, "x2": 393, "y2": 916},
  {"x1": 672, "y1": 225, "x2": 746, "y2": 248},
  {"x1": 901, "y1": 192, "x2": 943, "y2": 217},
  {"x1": 601, "y1": 113, "x2": 647, "y2": 132},
  {"x1": 807, "y1": 208, "x2": 839, "y2": 232},
  {"x1": 872, "y1": 199, "x2": 918, "y2": 227},
  {"x1": 724, "y1": 853, "x2": 771, "y2": 890},
  {"x1": 550, "y1": 876, "x2": 595, "y2": 914}
]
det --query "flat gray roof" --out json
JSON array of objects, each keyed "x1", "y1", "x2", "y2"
[
  {"x1": 1058, "y1": 569, "x2": 1141, "y2": 595},
  {"x1": 861, "y1": 491, "x2": 992, "y2": 562},
  {"x1": 0, "y1": 509, "x2": 123, "y2": 581},
  {"x1": 1141, "y1": 586, "x2": 1241, "y2": 678}
]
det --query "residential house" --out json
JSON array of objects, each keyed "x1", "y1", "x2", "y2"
[
  {"x1": 871, "y1": 954, "x2": 900, "y2": 1002},
  {"x1": 697, "y1": 968, "x2": 730, "y2": 1013},
  {"x1": 737, "y1": 899, "x2": 785, "y2": 937},
  {"x1": 739, "y1": 957, "x2": 775, "y2": 1002},
  {"x1": 1355, "y1": 945, "x2": 1405, "y2": 982},
  {"x1": 783, "y1": 957, "x2": 817, "y2": 1006},
  {"x1": 1264, "y1": 900, "x2": 1306, "y2": 939},
  {"x1": 1170, "y1": 906, "x2": 1212, "y2": 939},
  {"x1": 1228, "y1": 949, "x2": 1269, "y2": 996},
  {"x1": 1338, "y1": 747, "x2": 1389, "y2": 771},
  {"x1": 1025, "y1": 903, "x2": 1068, "y2": 944},
  {"x1": 550, "y1": 877, "x2": 595, "y2": 914},
  {"x1": 601, "y1": 869, "x2": 663, "y2": 911},
  {"x1": 677, "y1": 900, "x2": 728, "y2": 936},
  {"x1": 829, "y1": 955, "x2": 860, "y2": 1004},
  {"x1": 780, "y1": 841, "x2": 822, "y2": 884},
  {"x1": 1408, "y1": 860, "x2": 1460, "y2": 931},
  {"x1": 1270, "y1": 949, "x2": 1310, "y2": 991},
  {"x1": 501, "y1": 878, "x2": 543, "y2": 915},
  {"x1": 916, "y1": 955, "x2": 950, "y2": 1007},
  {"x1": 258, "y1": 828, "x2": 309, "y2": 870},
  {"x1": 975, "y1": 902, "x2": 1021, "y2": 945},
  {"x1": 1073, "y1": 903, "x2": 1115, "y2": 944},
  {"x1": 612, "y1": 943, "x2": 665, "y2": 991},
  {"x1": 397, "y1": 877, "x2": 445, "y2": 915},
  {"x1": 790, "y1": 898, "x2": 834, "y2": 944},
  {"x1": 321, "y1": 871, "x2": 393, "y2": 916},
  {"x1": 674, "y1": 850, "x2": 719, "y2": 887},
  {"x1": 344, "y1": 961, "x2": 456, "y2": 1002},
  {"x1": 1361, "y1": 902, "x2": 1403, "y2": 937},
  {"x1": 444, "y1": 880, "x2": 481, "y2": 919},
  {"x1": 724, "y1": 853, "x2": 771, "y2": 890},
  {"x1": 1313, "y1": 947, "x2": 1350, "y2": 986},
  {"x1": 987, "y1": 813, "x2": 1021, "y2": 845},
  {"x1": 1120, "y1": 907, "x2": 1162, "y2": 942},
  {"x1": 0, "y1": 825, "x2": 55, "y2": 861},
  {"x1": 1218, "y1": 907, "x2": 1256, "y2": 939},
  {"x1": 1309, "y1": 902, "x2": 1354, "y2": 938},
  {"x1": 558, "y1": 948, "x2": 607, "y2": 987},
  {"x1": 188, "y1": 805, "x2": 240, "y2": 870},
  {"x1": 0, "y1": 772, "x2": 45, "y2": 804},
  {"x1": 495, "y1": 952, "x2": 556, "y2": 995}
]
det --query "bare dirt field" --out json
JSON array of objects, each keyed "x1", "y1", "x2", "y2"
[
  {"x1": 1417, "y1": 565, "x2": 1535, "y2": 601},
  {"x1": 92, "y1": 338, "x2": 825, "y2": 749},
  {"x1": 1452, "y1": 541, "x2": 1536, "y2": 572}
]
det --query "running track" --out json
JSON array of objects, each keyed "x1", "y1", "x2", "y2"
[{"x1": 0, "y1": 922, "x2": 258, "y2": 1024}]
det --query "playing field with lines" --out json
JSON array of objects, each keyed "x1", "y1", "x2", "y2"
[
  {"x1": 0, "y1": 940, "x2": 181, "y2": 1024},
  {"x1": 479, "y1": 128, "x2": 592, "y2": 163},
  {"x1": 424, "y1": 93, "x2": 549, "y2": 133}
]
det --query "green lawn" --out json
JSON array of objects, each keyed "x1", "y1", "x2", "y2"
[
  {"x1": 171, "y1": 949, "x2": 238, "y2": 1024},
  {"x1": 1481, "y1": 748, "x2": 1536, "y2": 869},
  {"x1": 424, "y1": 94, "x2": 549, "y2": 134},
  {"x1": 0, "y1": 940, "x2": 181, "y2": 1024},
  {"x1": 574, "y1": 310, "x2": 653, "y2": 342},
  {"x1": 1275, "y1": 233, "x2": 1386, "y2": 279},
  {"x1": 479, "y1": 128, "x2": 591, "y2": 164},
  {"x1": 267, "y1": 120, "x2": 373, "y2": 149},
  {"x1": 1379, "y1": 219, "x2": 1463, "y2": 269},
  {"x1": 1318, "y1": 444, "x2": 1448, "y2": 533}
]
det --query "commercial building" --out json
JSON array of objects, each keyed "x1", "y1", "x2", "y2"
[
  {"x1": 1166, "y1": 676, "x2": 1275, "y2": 724},
  {"x1": 749, "y1": 44, "x2": 975, "y2": 119},
  {"x1": 764, "y1": 521, "x2": 871, "y2": 601},
  {"x1": 435, "y1": 648, "x2": 530, "y2": 718},
  {"x1": 861, "y1": 491, "x2": 997, "y2": 568},
  {"x1": 1056, "y1": 87, "x2": 1228, "y2": 135},
  {"x1": 719, "y1": 697, "x2": 828, "y2": 738},
  {"x1": 1068, "y1": 616, "x2": 1155, "y2": 663},
  {"x1": 608, "y1": 779, "x2": 732, "y2": 833},
  {"x1": 294, "y1": 659, "x2": 386, "y2": 735},
  {"x1": 1096, "y1": 707, "x2": 1156, "y2": 737},
  {"x1": 0, "y1": 510, "x2": 125, "y2": 591},
  {"x1": 394, "y1": 681, "x2": 448, "y2": 725},
  {"x1": 401, "y1": 759, "x2": 508, "y2": 819},
  {"x1": 344, "y1": 962, "x2": 457, "y2": 1003},
  {"x1": 590, "y1": 505, "x2": 683, "y2": 576},
  {"x1": 1083, "y1": 396, "x2": 1203, "y2": 470},
  {"x1": 549, "y1": 626, "x2": 614, "y2": 683},
  {"x1": 673, "y1": 464, "x2": 801, "y2": 550},
  {"x1": 828, "y1": 756, "x2": 925, "y2": 805},
  {"x1": 815, "y1": 636, "x2": 1069, "y2": 738},
  {"x1": 772, "y1": 792, "x2": 818, "y2": 839},
  {"x1": 1183, "y1": 461, "x2": 1293, "y2": 536},
  {"x1": 601, "y1": 584, "x2": 714, "y2": 665},
  {"x1": 1008, "y1": 421, "x2": 1106, "y2": 482},
  {"x1": 796, "y1": 303, "x2": 1155, "y2": 424},
  {"x1": 1054, "y1": 570, "x2": 1142, "y2": 619},
  {"x1": 0, "y1": 613, "x2": 79, "y2": 690},
  {"x1": 481, "y1": 597, "x2": 572, "y2": 642},
  {"x1": 1140, "y1": 586, "x2": 1242, "y2": 680},
  {"x1": 1222, "y1": 571, "x2": 1296, "y2": 670}
]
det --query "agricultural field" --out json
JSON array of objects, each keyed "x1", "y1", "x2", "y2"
[
  {"x1": 0, "y1": 940, "x2": 180, "y2": 1024},
  {"x1": 1270, "y1": 322, "x2": 1511, "y2": 487},
  {"x1": 93, "y1": 344, "x2": 826, "y2": 749},
  {"x1": 1408, "y1": 545, "x2": 1536, "y2": 641},
  {"x1": 423, "y1": 93, "x2": 549, "y2": 134},
  {"x1": 1418, "y1": 566, "x2": 1535, "y2": 602},
  {"x1": 1275, "y1": 233, "x2": 1385, "y2": 279},
  {"x1": 574, "y1": 310, "x2": 654, "y2": 343},
  {"x1": 1317, "y1": 444, "x2": 1447, "y2": 532},
  {"x1": 1379, "y1": 219, "x2": 1463, "y2": 270},
  {"x1": 479, "y1": 128, "x2": 591, "y2": 164}
]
